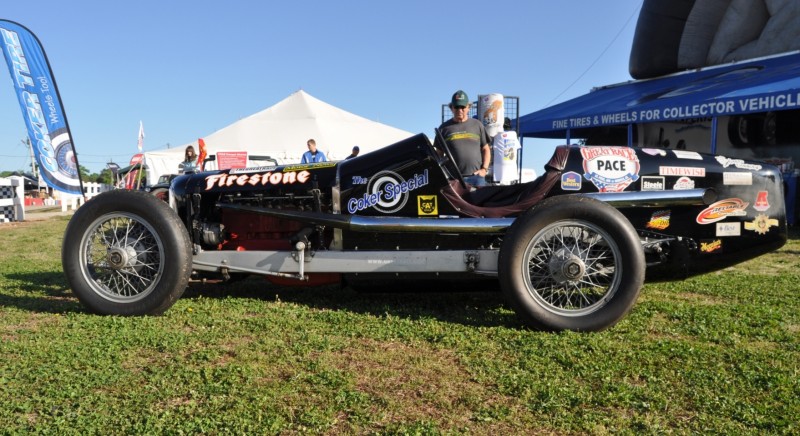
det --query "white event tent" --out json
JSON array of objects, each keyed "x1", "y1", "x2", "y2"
[{"x1": 137, "y1": 90, "x2": 415, "y2": 184}]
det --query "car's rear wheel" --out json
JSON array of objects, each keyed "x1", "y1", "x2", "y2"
[
  {"x1": 499, "y1": 195, "x2": 645, "y2": 331},
  {"x1": 62, "y1": 190, "x2": 192, "y2": 315}
]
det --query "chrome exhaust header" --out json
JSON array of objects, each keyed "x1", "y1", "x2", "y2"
[
  {"x1": 584, "y1": 188, "x2": 715, "y2": 207},
  {"x1": 216, "y1": 188, "x2": 714, "y2": 233},
  {"x1": 216, "y1": 203, "x2": 513, "y2": 233}
]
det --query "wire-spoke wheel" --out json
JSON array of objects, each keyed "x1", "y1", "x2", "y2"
[
  {"x1": 523, "y1": 220, "x2": 621, "y2": 316},
  {"x1": 63, "y1": 190, "x2": 192, "y2": 315},
  {"x1": 499, "y1": 196, "x2": 645, "y2": 331},
  {"x1": 80, "y1": 213, "x2": 165, "y2": 303}
]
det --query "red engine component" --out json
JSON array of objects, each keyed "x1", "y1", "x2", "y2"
[
  {"x1": 219, "y1": 210, "x2": 341, "y2": 286},
  {"x1": 220, "y1": 211, "x2": 304, "y2": 251}
]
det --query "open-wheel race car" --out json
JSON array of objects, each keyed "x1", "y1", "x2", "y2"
[{"x1": 62, "y1": 132, "x2": 788, "y2": 331}]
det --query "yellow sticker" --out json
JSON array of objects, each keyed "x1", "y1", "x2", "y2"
[
  {"x1": 417, "y1": 195, "x2": 438, "y2": 216},
  {"x1": 744, "y1": 214, "x2": 779, "y2": 235}
]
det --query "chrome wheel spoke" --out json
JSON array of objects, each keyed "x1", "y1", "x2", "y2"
[
  {"x1": 79, "y1": 213, "x2": 165, "y2": 303},
  {"x1": 523, "y1": 221, "x2": 622, "y2": 316}
]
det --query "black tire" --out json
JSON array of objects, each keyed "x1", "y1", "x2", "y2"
[
  {"x1": 62, "y1": 190, "x2": 192, "y2": 315},
  {"x1": 499, "y1": 195, "x2": 645, "y2": 331}
]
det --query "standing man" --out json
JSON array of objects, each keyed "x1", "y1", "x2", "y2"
[
  {"x1": 436, "y1": 90, "x2": 492, "y2": 187},
  {"x1": 300, "y1": 138, "x2": 327, "y2": 164}
]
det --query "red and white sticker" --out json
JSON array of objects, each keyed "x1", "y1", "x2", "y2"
[
  {"x1": 660, "y1": 166, "x2": 706, "y2": 177},
  {"x1": 581, "y1": 146, "x2": 640, "y2": 192},
  {"x1": 673, "y1": 176, "x2": 695, "y2": 190},
  {"x1": 753, "y1": 191, "x2": 770, "y2": 212}
]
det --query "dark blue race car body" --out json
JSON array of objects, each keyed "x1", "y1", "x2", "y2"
[{"x1": 63, "y1": 133, "x2": 788, "y2": 331}]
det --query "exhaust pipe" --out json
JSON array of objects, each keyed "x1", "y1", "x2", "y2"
[
  {"x1": 217, "y1": 203, "x2": 513, "y2": 233},
  {"x1": 217, "y1": 188, "x2": 714, "y2": 233},
  {"x1": 585, "y1": 188, "x2": 715, "y2": 207}
]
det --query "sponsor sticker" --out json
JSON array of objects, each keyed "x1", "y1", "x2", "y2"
[
  {"x1": 673, "y1": 150, "x2": 703, "y2": 160},
  {"x1": 673, "y1": 176, "x2": 695, "y2": 190},
  {"x1": 696, "y1": 198, "x2": 749, "y2": 224},
  {"x1": 640, "y1": 176, "x2": 665, "y2": 191},
  {"x1": 348, "y1": 170, "x2": 429, "y2": 214},
  {"x1": 646, "y1": 210, "x2": 671, "y2": 230},
  {"x1": 204, "y1": 170, "x2": 310, "y2": 190},
  {"x1": 641, "y1": 148, "x2": 667, "y2": 156},
  {"x1": 560, "y1": 171, "x2": 582, "y2": 190},
  {"x1": 282, "y1": 162, "x2": 337, "y2": 171},
  {"x1": 722, "y1": 172, "x2": 753, "y2": 186},
  {"x1": 229, "y1": 165, "x2": 278, "y2": 174},
  {"x1": 715, "y1": 156, "x2": 762, "y2": 171},
  {"x1": 716, "y1": 222, "x2": 741, "y2": 237},
  {"x1": 699, "y1": 239, "x2": 723, "y2": 253},
  {"x1": 581, "y1": 146, "x2": 640, "y2": 192},
  {"x1": 753, "y1": 191, "x2": 770, "y2": 212},
  {"x1": 417, "y1": 195, "x2": 438, "y2": 216},
  {"x1": 659, "y1": 166, "x2": 706, "y2": 177},
  {"x1": 744, "y1": 214, "x2": 779, "y2": 235}
]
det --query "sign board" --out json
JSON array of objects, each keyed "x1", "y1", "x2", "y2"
[{"x1": 216, "y1": 151, "x2": 248, "y2": 170}]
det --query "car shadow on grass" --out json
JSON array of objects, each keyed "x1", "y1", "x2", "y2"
[
  {"x1": 182, "y1": 276, "x2": 522, "y2": 329},
  {"x1": 1, "y1": 270, "x2": 520, "y2": 328},
  {"x1": 0, "y1": 271, "x2": 84, "y2": 314}
]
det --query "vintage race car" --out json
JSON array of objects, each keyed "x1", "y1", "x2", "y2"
[{"x1": 62, "y1": 133, "x2": 788, "y2": 331}]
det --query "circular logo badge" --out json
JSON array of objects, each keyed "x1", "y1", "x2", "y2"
[
  {"x1": 56, "y1": 141, "x2": 78, "y2": 178},
  {"x1": 366, "y1": 171, "x2": 407, "y2": 214}
]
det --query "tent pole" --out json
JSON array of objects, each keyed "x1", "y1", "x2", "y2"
[
  {"x1": 710, "y1": 117, "x2": 718, "y2": 154},
  {"x1": 627, "y1": 124, "x2": 633, "y2": 147}
]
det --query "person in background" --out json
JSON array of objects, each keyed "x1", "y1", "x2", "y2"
[
  {"x1": 180, "y1": 145, "x2": 198, "y2": 173},
  {"x1": 301, "y1": 138, "x2": 328, "y2": 164},
  {"x1": 435, "y1": 90, "x2": 491, "y2": 187},
  {"x1": 346, "y1": 145, "x2": 360, "y2": 159}
]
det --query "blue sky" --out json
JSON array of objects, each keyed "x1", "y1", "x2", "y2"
[{"x1": 0, "y1": 0, "x2": 643, "y2": 175}]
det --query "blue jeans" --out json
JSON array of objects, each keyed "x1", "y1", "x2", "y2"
[{"x1": 463, "y1": 174, "x2": 487, "y2": 187}]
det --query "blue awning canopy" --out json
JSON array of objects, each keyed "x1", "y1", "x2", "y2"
[{"x1": 519, "y1": 51, "x2": 800, "y2": 139}]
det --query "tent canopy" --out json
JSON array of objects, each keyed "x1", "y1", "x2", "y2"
[
  {"x1": 519, "y1": 51, "x2": 800, "y2": 139},
  {"x1": 140, "y1": 90, "x2": 415, "y2": 184}
]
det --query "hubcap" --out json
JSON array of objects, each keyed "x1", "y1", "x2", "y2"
[
  {"x1": 549, "y1": 249, "x2": 586, "y2": 283},
  {"x1": 106, "y1": 245, "x2": 141, "y2": 271}
]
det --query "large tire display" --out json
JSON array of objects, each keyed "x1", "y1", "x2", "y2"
[
  {"x1": 149, "y1": 187, "x2": 169, "y2": 202},
  {"x1": 62, "y1": 190, "x2": 192, "y2": 315},
  {"x1": 499, "y1": 196, "x2": 645, "y2": 331}
]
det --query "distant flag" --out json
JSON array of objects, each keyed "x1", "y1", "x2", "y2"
[
  {"x1": 196, "y1": 138, "x2": 207, "y2": 171},
  {"x1": 0, "y1": 20, "x2": 83, "y2": 195},
  {"x1": 137, "y1": 121, "x2": 145, "y2": 151}
]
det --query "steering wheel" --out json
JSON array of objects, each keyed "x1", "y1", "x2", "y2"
[{"x1": 432, "y1": 128, "x2": 467, "y2": 189}]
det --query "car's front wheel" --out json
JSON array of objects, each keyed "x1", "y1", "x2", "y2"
[
  {"x1": 499, "y1": 195, "x2": 645, "y2": 331},
  {"x1": 62, "y1": 190, "x2": 192, "y2": 315}
]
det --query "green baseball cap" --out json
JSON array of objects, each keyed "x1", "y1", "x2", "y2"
[{"x1": 451, "y1": 90, "x2": 469, "y2": 107}]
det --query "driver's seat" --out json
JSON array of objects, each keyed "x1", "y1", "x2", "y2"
[{"x1": 439, "y1": 145, "x2": 569, "y2": 218}]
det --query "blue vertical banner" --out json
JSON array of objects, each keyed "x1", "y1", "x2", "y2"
[{"x1": 0, "y1": 20, "x2": 82, "y2": 195}]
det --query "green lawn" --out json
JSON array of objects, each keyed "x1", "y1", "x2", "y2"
[{"x1": 0, "y1": 216, "x2": 797, "y2": 434}]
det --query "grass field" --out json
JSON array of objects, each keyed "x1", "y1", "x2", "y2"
[{"x1": 0, "y1": 216, "x2": 797, "y2": 434}]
